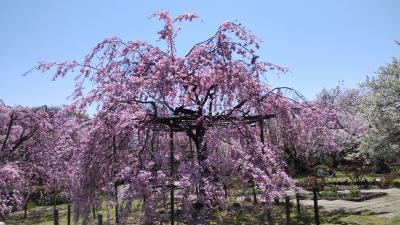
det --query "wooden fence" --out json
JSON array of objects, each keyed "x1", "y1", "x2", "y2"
[{"x1": 50, "y1": 188, "x2": 321, "y2": 225}]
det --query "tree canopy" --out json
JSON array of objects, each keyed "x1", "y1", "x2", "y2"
[
  {"x1": 33, "y1": 11, "x2": 343, "y2": 223},
  {"x1": 1, "y1": 11, "x2": 361, "y2": 223},
  {"x1": 358, "y1": 57, "x2": 400, "y2": 166}
]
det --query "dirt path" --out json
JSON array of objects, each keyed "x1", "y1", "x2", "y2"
[{"x1": 300, "y1": 188, "x2": 400, "y2": 217}]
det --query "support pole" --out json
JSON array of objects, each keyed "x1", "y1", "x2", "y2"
[
  {"x1": 92, "y1": 205, "x2": 96, "y2": 219},
  {"x1": 223, "y1": 183, "x2": 228, "y2": 199},
  {"x1": 313, "y1": 188, "x2": 320, "y2": 225},
  {"x1": 169, "y1": 128, "x2": 175, "y2": 225},
  {"x1": 296, "y1": 193, "x2": 301, "y2": 216},
  {"x1": 24, "y1": 201, "x2": 27, "y2": 219},
  {"x1": 115, "y1": 184, "x2": 119, "y2": 224},
  {"x1": 67, "y1": 204, "x2": 71, "y2": 225},
  {"x1": 259, "y1": 120, "x2": 265, "y2": 144},
  {"x1": 285, "y1": 196, "x2": 291, "y2": 225},
  {"x1": 112, "y1": 136, "x2": 119, "y2": 224},
  {"x1": 53, "y1": 209, "x2": 59, "y2": 225},
  {"x1": 259, "y1": 120, "x2": 271, "y2": 224},
  {"x1": 251, "y1": 181, "x2": 258, "y2": 204},
  {"x1": 97, "y1": 213, "x2": 103, "y2": 225}
]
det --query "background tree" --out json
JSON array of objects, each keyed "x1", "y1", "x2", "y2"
[
  {"x1": 358, "y1": 57, "x2": 400, "y2": 172},
  {"x1": 0, "y1": 104, "x2": 52, "y2": 217},
  {"x1": 315, "y1": 85, "x2": 364, "y2": 168},
  {"x1": 0, "y1": 103, "x2": 83, "y2": 218}
]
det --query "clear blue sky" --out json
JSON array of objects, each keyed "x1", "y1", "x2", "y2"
[{"x1": 1, "y1": 0, "x2": 399, "y2": 110}]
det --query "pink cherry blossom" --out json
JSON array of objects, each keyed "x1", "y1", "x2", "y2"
[{"x1": 25, "y1": 11, "x2": 352, "y2": 223}]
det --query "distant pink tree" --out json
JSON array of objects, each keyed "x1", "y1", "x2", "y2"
[
  {"x1": 0, "y1": 103, "x2": 82, "y2": 218},
  {"x1": 38, "y1": 11, "x2": 342, "y2": 224},
  {"x1": 42, "y1": 109, "x2": 87, "y2": 208},
  {"x1": 315, "y1": 86, "x2": 364, "y2": 166},
  {"x1": 0, "y1": 104, "x2": 52, "y2": 217}
]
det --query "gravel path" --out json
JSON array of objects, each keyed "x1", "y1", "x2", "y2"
[{"x1": 300, "y1": 188, "x2": 400, "y2": 217}]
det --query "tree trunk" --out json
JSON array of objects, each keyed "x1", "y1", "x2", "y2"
[
  {"x1": 223, "y1": 183, "x2": 228, "y2": 199},
  {"x1": 192, "y1": 125, "x2": 208, "y2": 209},
  {"x1": 251, "y1": 181, "x2": 258, "y2": 204},
  {"x1": 24, "y1": 201, "x2": 28, "y2": 219}
]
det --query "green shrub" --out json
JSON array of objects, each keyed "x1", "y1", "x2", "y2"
[
  {"x1": 26, "y1": 201, "x2": 39, "y2": 210},
  {"x1": 321, "y1": 191, "x2": 339, "y2": 199},
  {"x1": 296, "y1": 176, "x2": 325, "y2": 189},
  {"x1": 340, "y1": 160, "x2": 371, "y2": 188},
  {"x1": 348, "y1": 185, "x2": 361, "y2": 198},
  {"x1": 29, "y1": 185, "x2": 45, "y2": 204},
  {"x1": 393, "y1": 178, "x2": 400, "y2": 188}
]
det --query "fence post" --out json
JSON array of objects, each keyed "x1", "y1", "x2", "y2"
[
  {"x1": 67, "y1": 204, "x2": 71, "y2": 225},
  {"x1": 115, "y1": 184, "x2": 119, "y2": 224},
  {"x1": 285, "y1": 196, "x2": 291, "y2": 225},
  {"x1": 223, "y1": 183, "x2": 228, "y2": 199},
  {"x1": 53, "y1": 209, "x2": 59, "y2": 225},
  {"x1": 295, "y1": 193, "x2": 301, "y2": 216},
  {"x1": 97, "y1": 213, "x2": 103, "y2": 225},
  {"x1": 92, "y1": 205, "x2": 96, "y2": 219},
  {"x1": 313, "y1": 188, "x2": 320, "y2": 225}
]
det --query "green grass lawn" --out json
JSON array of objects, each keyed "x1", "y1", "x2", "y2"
[
  {"x1": 321, "y1": 210, "x2": 400, "y2": 225},
  {"x1": 4, "y1": 204, "x2": 70, "y2": 225},
  {"x1": 4, "y1": 201, "x2": 400, "y2": 225}
]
